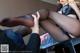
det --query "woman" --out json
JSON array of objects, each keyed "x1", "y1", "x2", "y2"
[
  {"x1": 48, "y1": 0, "x2": 80, "y2": 39},
  {"x1": 0, "y1": 0, "x2": 80, "y2": 45},
  {"x1": 40, "y1": 0, "x2": 80, "y2": 42},
  {"x1": 39, "y1": 0, "x2": 80, "y2": 49},
  {"x1": 56, "y1": 0, "x2": 80, "y2": 38}
]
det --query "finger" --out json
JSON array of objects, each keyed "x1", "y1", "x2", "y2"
[
  {"x1": 32, "y1": 13, "x2": 39, "y2": 24},
  {"x1": 32, "y1": 14, "x2": 37, "y2": 19},
  {"x1": 32, "y1": 14, "x2": 38, "y2": 22},
  {"x1": 68, "y1": 0, "x2": 75, "y2": 3},
  {"x1": 36, "y1": 11, "x2": 40, "y2": 19}
]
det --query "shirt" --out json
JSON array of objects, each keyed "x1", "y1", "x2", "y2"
[{"x1": 57, "y1": 4, "x2": 79, "y2": 20}]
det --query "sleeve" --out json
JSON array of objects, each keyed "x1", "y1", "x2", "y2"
[
  {"x1": 30, "y1": 33, "x2": 40, "y2": 44},
  {"x1": 26, "y1": 33, "x2": 40, "y2": 53},
  {"x1": 30, "y1": 33, "x2": 40, "y2": 38}
]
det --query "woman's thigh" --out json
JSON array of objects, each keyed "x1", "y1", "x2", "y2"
[
  {"x1": 49, "y1": 11, "x2": 80, "y2": 37},
  {"x1": 40, "y1": 20, "x2": 69, "y2": 42}
]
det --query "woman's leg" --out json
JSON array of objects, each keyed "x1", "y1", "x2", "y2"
[
  {"x1": 49, "y1": 11, "x2": 80, "y2": 36},
  {"x1": 40, "y1": 20, "x2": 69, "y2": 42},
  {"x1": 0, "y1": 15, "x2": 34, "y2": 27}
]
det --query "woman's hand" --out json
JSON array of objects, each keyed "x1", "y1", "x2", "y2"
[
  {"x1": 31, "y1": 11, "x2": 40, "y2": 34},
  {"x1": 68, "y1": 0, "x2": 76, "y2": 8},
  {"x1": 68, "y1": 0, "x2": 80, "y2": 20},
  {"x1": 68, "y1": 0, "x2": 79, "y2": 9},
  {"x1": 68, "y1": 0, "x2": 75, "y2": 3}
]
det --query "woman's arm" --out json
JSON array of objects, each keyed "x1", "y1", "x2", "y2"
[{"x1": 68, "y1": 0, "x2": 80, "y2": 20}]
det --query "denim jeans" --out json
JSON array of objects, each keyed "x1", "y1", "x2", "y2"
[{"x1": 4, "y1": 29, "x2": 40, "y2": 53}]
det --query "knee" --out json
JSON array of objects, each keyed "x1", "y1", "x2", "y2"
[
  {"x1": 71, "y1": 22, "x2": 80, "y2": 37},
  {"x1": 38, "y1": 9, "x2": 49, "y2": 20}
]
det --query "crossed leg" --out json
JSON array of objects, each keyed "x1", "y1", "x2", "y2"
[
  {"x1": 40, "y1": 19, "x2": 69, "y2": 42},
  {"x1": 49, "y1": 11, "x2": 80, "y2": 37}
]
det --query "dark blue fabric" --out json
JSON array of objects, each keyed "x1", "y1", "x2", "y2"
[
  {"x1": 0, "y1": 30, "x2": 40, "y2": 53},
  {"x1": 57, "y1": 4, "x2": 79, "y2": 20},
  {"x1": 62, "y1": 4, "x2": 76, "y2": 16},
  {"x1": 4, "y1": 29, "x2": 25, "y2": 48},
  {"x1": 26, "y1": 33, "x2": 40, "y2": 53},
  {"x1": 0, "y1": 30, "x2": 24, "y2": 51}
]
